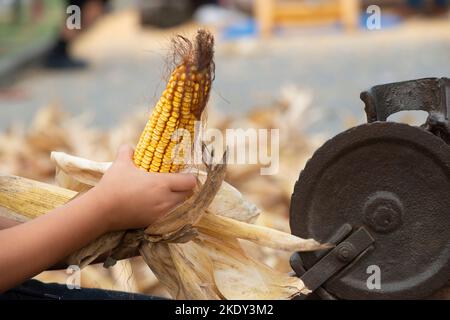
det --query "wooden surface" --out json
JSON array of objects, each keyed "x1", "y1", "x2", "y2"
[{"x1": 255, "y1": 0, "x2": 360, "y2": 37}]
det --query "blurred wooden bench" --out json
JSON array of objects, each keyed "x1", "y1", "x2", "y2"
[{"x1": 255, "y1": 0, "x2": 361, "y2": 37}]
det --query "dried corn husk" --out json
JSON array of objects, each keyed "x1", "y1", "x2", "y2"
[{"x1": 198, "y1": 233, "x2": 311, "y2": 299}]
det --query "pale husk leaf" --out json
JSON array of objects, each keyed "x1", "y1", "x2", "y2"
[
  {"x1": 184, "y1": 169, "x2": 260, "y2": 223},
  {"x1": 198, "y1": 232, "x2": 310, "y2": 299},
  {"x1": 140, "y1": 242, "x2": 222, "y2": 299},
  {"x1": 50, "y1": 151, "x2": 111, "y2": 191},
  {"x1": 196, "y1": 212, "x2": 328, "y2": 252}
]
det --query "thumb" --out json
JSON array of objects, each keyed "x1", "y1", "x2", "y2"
[{"x1": 116, "y1": 144, "x2": 134, "y2": 165}]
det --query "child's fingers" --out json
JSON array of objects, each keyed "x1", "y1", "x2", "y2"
[
  {"x1": 116, "y1": 145, "x2": 135, "y2": 165},
  {"x1": 165, "y1": 174, "x2": 197, "y2": 192}
]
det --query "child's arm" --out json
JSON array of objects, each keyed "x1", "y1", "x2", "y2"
[{"x1": 0, "y1": 145, "x2": 196, "y2": 293}]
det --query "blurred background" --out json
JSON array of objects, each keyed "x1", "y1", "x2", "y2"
[
  {"x1": 1, "y1": 0, "x2": 450, "y2": 298},
  {"x1": 1, "y1": 0, "x2": 449, "y2": 135}
]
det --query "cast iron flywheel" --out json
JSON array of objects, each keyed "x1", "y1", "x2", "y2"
[{"x1": 290, "y1": 121, "x2": 450, "y2": 299}]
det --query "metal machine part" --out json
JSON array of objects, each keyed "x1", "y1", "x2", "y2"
[
  {"x1": 289, "y1": 77, "x2": 450, "y2": 300},
  {"x1": 361, "y1": 77, "x2": 450, "y2": 143}
]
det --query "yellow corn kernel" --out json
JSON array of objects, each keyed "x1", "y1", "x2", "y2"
[{"x1": 133, "y1": 31, "x2": 213, "y2": 173}]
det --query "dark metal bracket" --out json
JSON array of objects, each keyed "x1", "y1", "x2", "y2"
[
  {"x1": 360, "y1": 77, "x2": 450, "y2": 144},
  {"x1": 290, "y1": 225, "x2": 375, "y2": 299}
]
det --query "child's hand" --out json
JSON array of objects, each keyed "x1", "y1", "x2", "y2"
[
  {"x1": 0, "y1": 144, "x2": 197, "y2": 291},
  {"x1": 93, "y1": 145, "x2": 197, "y2": 231}
]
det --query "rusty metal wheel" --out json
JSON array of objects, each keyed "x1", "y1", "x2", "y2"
[{"x1": 290, "y1": 122, "x2": 450, "y2": 299}]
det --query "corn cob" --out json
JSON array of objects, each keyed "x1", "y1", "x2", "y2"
[{"x1": 133, "y1": 30, "x2": 214, "y2": 173}]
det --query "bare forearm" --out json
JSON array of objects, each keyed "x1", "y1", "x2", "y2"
[{"x1": 0, "y1": 188, "x2": 109, "y2": 292}]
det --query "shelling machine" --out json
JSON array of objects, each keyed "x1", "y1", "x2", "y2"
[{"x1": 289, "y1": 77, "x2": 450, "y2": 299}]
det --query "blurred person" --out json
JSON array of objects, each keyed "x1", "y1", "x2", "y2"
[
  {"x1": 407, "y1": 0, "x2": 449, "y2": 15},
  {"x1": 138, "y1": 0, "x2": 218, "y2": 28},
  {"x1": 0, "y1": 145, "x2": 196, "y2": 299},
  {"x1": 44, "y1": 0, "x2": 110, "y2": 69}
]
